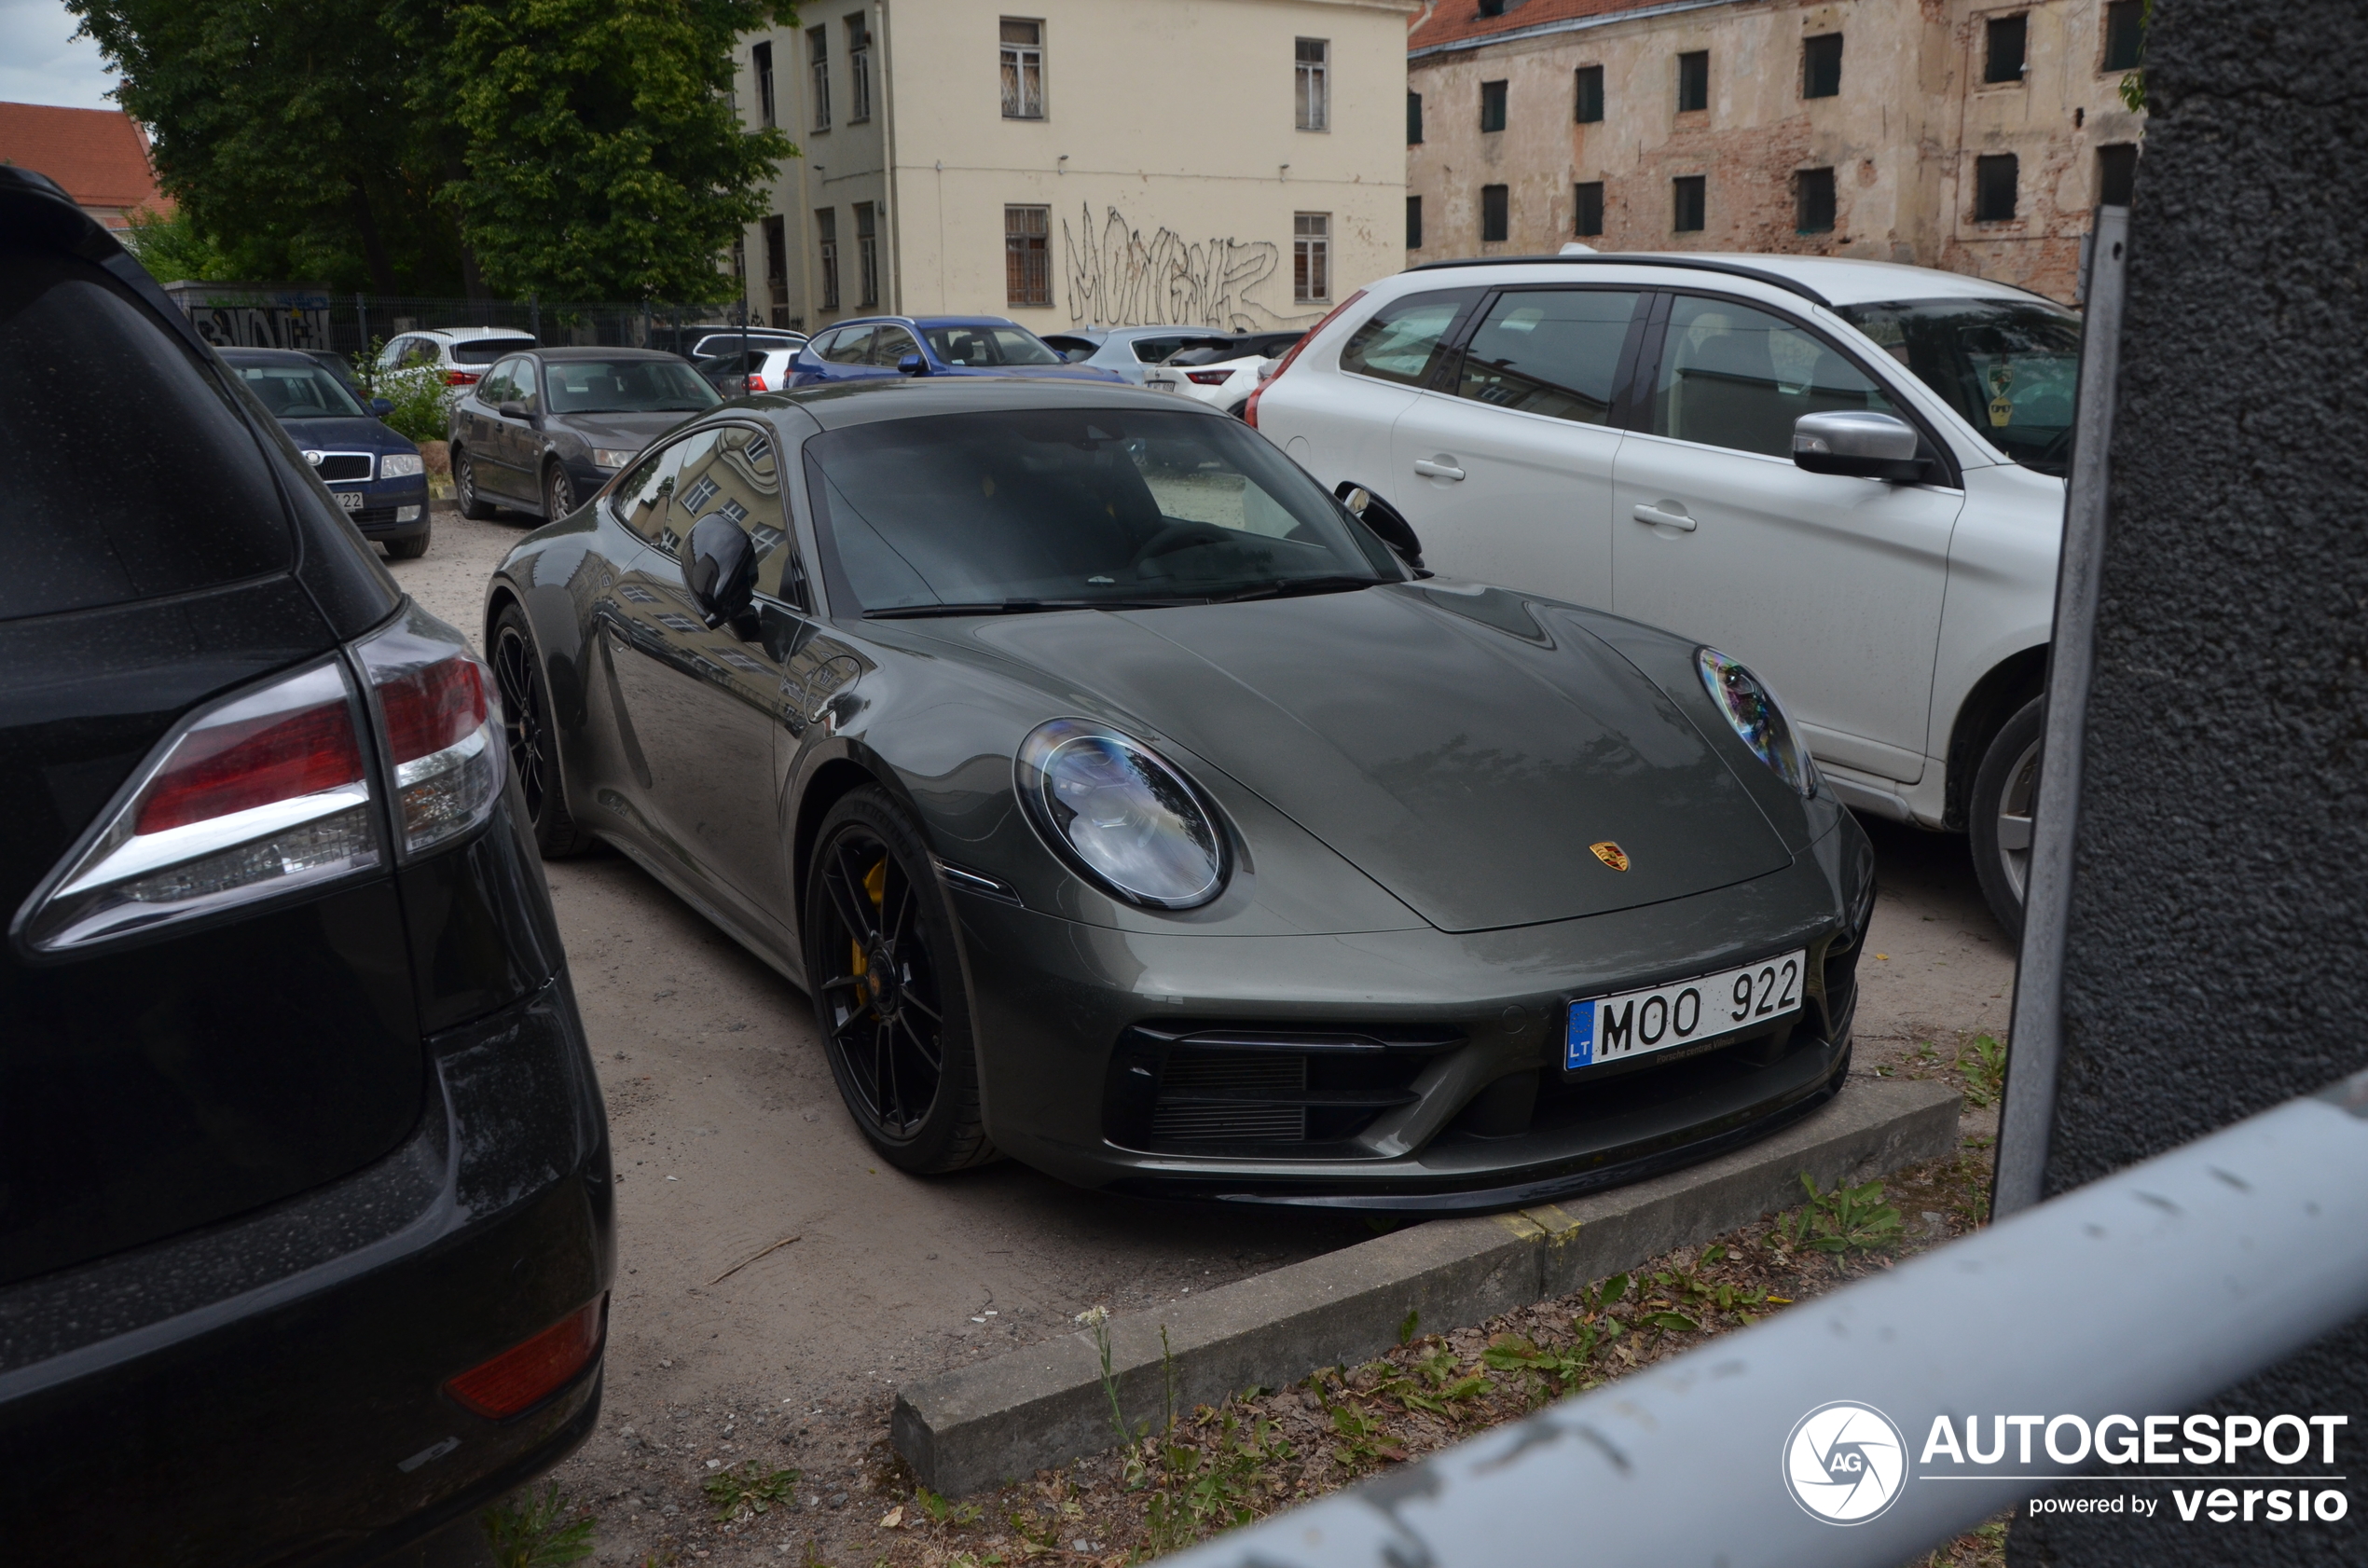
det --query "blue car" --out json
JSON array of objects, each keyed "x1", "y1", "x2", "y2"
[
  {"x1": 784, "y1": 314, "x2": 1126, "y2": 389},
  {"x1": 222, "y1": 348, "x2": 434, "y2": 558}
]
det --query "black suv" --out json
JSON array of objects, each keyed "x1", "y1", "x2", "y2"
[{"x1": 0, "y1": 170, "x2": 613, "y2": 1562}]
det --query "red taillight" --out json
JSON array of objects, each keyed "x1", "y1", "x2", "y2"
[
  {"x1": 378, "y1": 655, "x2": 488, "y2": 768},
  {"x1": 135, "y1": 700, "x2": 365, "y2": 834},
  {"x1": 1244, "y1": 289, "x2": 1365, "y2": 429},
  {"x1": 746, "y1": 373, "x2": 767, "y2": 392},
  {"x1": 445, "y1": 369, "x2": 480, "y2": 386},
  {"x1": 1185, "y1": 369, "x2": 1234, "y2": 386},
  {"x1": 446, "y1": 1298, "x2": 606, "y2": 1420}
]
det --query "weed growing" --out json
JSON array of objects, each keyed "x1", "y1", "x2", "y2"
[
  {"x1": 703, "y1": 1460, "x2": 799, "y2": 1521},
  {"x1": 481, "y1": 1482, "x2": 596, "y2": 1568}
]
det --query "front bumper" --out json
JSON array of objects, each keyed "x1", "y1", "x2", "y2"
[
  {"x1": 958, "y1": 819, "x2": 1873, "y2": 1211},
  {"x1": 335, "y1": 481, "x2": 433, "y2": 539},
  {"x1": 0, "y1": 979, "x2": 614, "y2": 1567}
]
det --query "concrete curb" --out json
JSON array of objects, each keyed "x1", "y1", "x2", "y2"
[{"x1": 891, "y1": 1079, "x2": 1962, "y2": 1494}]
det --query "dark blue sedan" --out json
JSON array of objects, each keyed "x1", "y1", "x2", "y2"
[
  {"x1": 222, "y1": 349, "x2": 433, "y2": 558},
  {"x1": 784, "y1": 314, "x2": 1126, "y2": 389}
]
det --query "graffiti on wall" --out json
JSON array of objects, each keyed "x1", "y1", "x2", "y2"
[{"x1": 1063, "y1": 204, "x2": 1311, "y2": 331}]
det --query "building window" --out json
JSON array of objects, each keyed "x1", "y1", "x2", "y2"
[
  {"x1": 1802, "y1": 33, "x2": 1842, "y2": 98},
  {"x1": 762, "y1": 214, "x2": 789, "y2": 325},
  {"x1": 753, "y1": 41, "x2": 776, "y2": 128},
  {"x1": 855, "y1": 200, "x2": 878, "y2": 307},
  {"x1": 1408, "y1": 90, "x2": 1423, "y2": 144},
  {"x1": 1795, "y1": 167, "x2": 1836, "y2": 232},
  {"x1": 1406, "y1": 195, "x2": 1423, "y2": 250},
  {"x1": 1677, "y1": 50, "x2": 1709, "y2": 113},
  {"x1": 1974, "y1": 153, "x2": 2018, "y2": 221},
  {"x1": 1575, "y1": 181, "x2": 1604, "y2": 237},
  {"x1": 815, "y1": 208, "x2": 840, "y2": 311},
  {"x1": 1479, "y1": 0, "x2": 1506, "y2": 14},
  {"x1": 1296, "y1": 38, "x2": 1329, "y2": 131},
  {"x1": 1673, "y1": 174, "x2": 1705, "y2": 232},
  {"x1": 1294, "y1": 212, "x2": 1329, "y2": 301},
  {"x1": 1985, "y1": 15, "x2": 2027, "y2": 84},
  {"x1": 1480, "y1": 184, "x2": 1509, "y2": 243},
  {"x1": 808, "y1": 27, "x2": 831, "y2": 130},
  {"x1": 1480, "y1": 80, "x2": 1508, "y2": 133},
  {"x1": 1575, "y1": 64, "x2": 1604, "y2": 123},
  {"x1": 2101, "y1": 0, "x2": 2144, "y2": 71},
  {"x1": 1005, "y1": 204, "x2": 1050, "y2": 305},
  {"x1": 2098, "y1": 143, "x2": 2139, "y2": 206},
  {"x1": 1001, "y1": 19, "x2": 1044, "y2": 118},
  {"x1": 847, "y1": 13, "x2": 872, "y2": 122}
]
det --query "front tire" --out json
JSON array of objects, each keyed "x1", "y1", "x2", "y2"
[
  {"x1": 490, "y1": 604, "x2": 592, "y2": 857},
  {"x1": 543, "y1": 461, "x2": 577, "y2": 521},
  {"x1": 455, "y1": 448, "x2": 498, "y2": 519},
  {"x1": 805, "y1": 788, "x2": 994, "y2": 1175},
  {"x1": 383, "y1": 525, "x2": 430, "y2": 560},
  {"x1": 1969, "y1": 697, "x2": 2044, "y2": 942}
]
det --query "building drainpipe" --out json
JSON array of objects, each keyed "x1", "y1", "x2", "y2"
[{"x1": 874, "y1": 0, "x2": 901, "y2": 316}]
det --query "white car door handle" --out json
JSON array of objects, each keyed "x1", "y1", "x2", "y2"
[
  {"x1": 1632, "y1": 502, "x2": 1698, "y2": 531},
  {"x1": 1413, "y1": 457, "x2": 1466, "y2": 481}
]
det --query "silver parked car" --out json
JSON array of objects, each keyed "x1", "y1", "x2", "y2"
[{"x1": 1040, "y1": 325, "x2": 1242, "y2": 385}]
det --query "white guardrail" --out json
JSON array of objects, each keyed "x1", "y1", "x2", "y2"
[{"x1": 1165, "y1": 1066, "x2": 2368, "y2": 1568}]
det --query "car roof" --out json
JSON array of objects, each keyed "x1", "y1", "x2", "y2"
[
  {"x1": 761, "y1": 374, "x2": 1224, "y2": 431},
  {"x1": 530, "y1": 345, "x2": 684, "y2": 362},
  {"x1": 220, "y1": 348, "x2": 323, "y2": 365},
  {"x1": 417, "y1": 325, "x2": 538, "y2": 341},
  {"x1": 1405, "y1": 251, "x2": 2059, "y2": 309}
]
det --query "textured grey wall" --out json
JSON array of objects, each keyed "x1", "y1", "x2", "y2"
[{"x1": 2010, "y1": 0, "x2": 2368, "y2": 1561}]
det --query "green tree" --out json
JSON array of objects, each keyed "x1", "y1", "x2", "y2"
[{"x1": 426, "y1": 0, "x2": 794, "y2": 301}]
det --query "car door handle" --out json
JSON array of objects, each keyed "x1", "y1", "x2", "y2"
[
  {"x1": 1412, "y1": 457, "x2": 1466, "y2": 481},
  {"x1": 1632, "y1": 502, "x2": 1698, "y2": 531}
]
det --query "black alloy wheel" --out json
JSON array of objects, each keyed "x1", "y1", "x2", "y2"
[
  {"x1": 544, "y1": 461, "x2": 577, "y2": 521},
  {"x1": 456, "y1": 449, "x2": 497, "y2": 519},
  {"x1": 1969, "y1": 696, "x2": 2044, "y2": 943},
  {"x1": 805, "y1": 788, "x2": 992, "y2": 1174},
  {"x1": 490, "y1": 604, "x2": 590, "y2": 857}
]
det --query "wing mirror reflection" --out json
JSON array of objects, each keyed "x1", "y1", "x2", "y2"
[
  {"x1": 1337, "y1": 483, "x2": 1428, "y2": 573},
  {"x1": 685, "y1": 516, "x2": 758, "y2": 633},
  {"x1": 1792, "y1": 410, "x2": 1926, "y2": 483}
]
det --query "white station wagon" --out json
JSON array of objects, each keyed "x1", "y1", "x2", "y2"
[{"x1": 1248, "y1": 252, "x2": 2081, "y2": 936}]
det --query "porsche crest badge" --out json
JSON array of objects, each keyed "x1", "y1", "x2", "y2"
[{"x1": 1590, "y1": 841, "x2": 1630, "y2": 873}]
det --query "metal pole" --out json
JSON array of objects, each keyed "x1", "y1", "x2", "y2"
[
  {"x1": 1165, "y1": 1066, "x2": 2368, "y2": 1568},
  {"x1": 530, "y1": 290, "x2": 541, "y2": 343},
  {"x1": 1993, "y1": 205, "x2": 2131, "y2": 1218},
  {"x1": 737, "y1": 295, "x2": 750, "y2": 395},
  {"x1": 355, "y1": 291, "x2": 368, "y2": 359}
]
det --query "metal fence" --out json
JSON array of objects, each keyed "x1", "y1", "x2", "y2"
[{"x1": 160, "y1": 283, "x2": 752, "y2": 362}]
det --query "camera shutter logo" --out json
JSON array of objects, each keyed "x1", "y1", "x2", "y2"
[{"x1": 1783, "y1": 1401, "x2": 1907, "y2": 1524}]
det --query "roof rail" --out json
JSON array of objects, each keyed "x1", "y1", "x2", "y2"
[{"x1": 1405, "y1": 252, "x2": 1835, "y2": 309}]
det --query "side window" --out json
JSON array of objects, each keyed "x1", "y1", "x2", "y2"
[
  {"x1": 1653, "y1": 295, "x2": 1902, "y2": 459},
  {"x1": 1337, "y1": 288, "x2": 1484, "y2": 387},
  {"x1": 514, "y1": 359, "x2": 542, "y2": 414},
  {"x1": 401, "y1": 338, "x2": 442, "y2": 370},
  {"x1": 868, "y1": 325, "x2": 920, "y2": 365},
  {"x1": 821, "y1": 325, "x2": 875, "y2": 364},
  {"x1": 1454, "y1": 289, "x2": 1640, "y2": 424},
  {"x1": 480, "y1": 357, "x2": 521, "y2": 406},
  {"x1": 612, "y1": 435, "x2": 695, "y2": 549},
  {"x1": 806, "y1": 328, "x2": 841, "y2": 361},
  {"x1": 673, "y1": 424, "x2": 809, "y2": 611}
]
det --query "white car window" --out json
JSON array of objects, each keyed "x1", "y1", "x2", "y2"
[
  {"x1": 1653, "y1": 296, "x2": 1902, "y2": 460},
  {"x1": 1454, "y1": 289, "x2": 1640, "y2": 425},
  {"x1": 1337, "y1": 289, "x2": 1483, "y2": 387}
]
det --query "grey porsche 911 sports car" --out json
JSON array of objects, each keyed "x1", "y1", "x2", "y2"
[{"x1": 485, "y1": 377, "x2": 1874, "y2": 1210}]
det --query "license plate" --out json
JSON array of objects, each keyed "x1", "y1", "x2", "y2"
[
  {"x1": 1566, "y1": 950, "x2": 1806, "y2": 1070},
  {"x1": 336, "y1": 490, "x2": 365, "y2": 511}
]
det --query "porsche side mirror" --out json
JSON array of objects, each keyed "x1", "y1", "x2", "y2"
[
  {"x1": 685, "y1": 516, "x2": 758, "y2": 632},
  {"x1": 1337, "y1": 483, "x2": 1427, "y2": 573},
  {"x1": 897, "y1": 353, "x2": 929, "y2": 376},
  {"x1": 1793, "y1": 410, "x2": 1926, "y2": 483},
  {"x1": 371, "y1": 396, "x2": 394, "y2": 417}
]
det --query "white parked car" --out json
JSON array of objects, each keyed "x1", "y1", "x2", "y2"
[
  {"x1": 1248, "y1": 253, "x2": 2082, "y2": 936},
  {"x1": 1143, "y1": 332, "x2": 1307, "y2": 415},
  {"x1": 375, "y1": 326, "x2": 539, "y2": 391}
]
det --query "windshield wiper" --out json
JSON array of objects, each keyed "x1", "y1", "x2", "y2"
[
  {"x1": 1205, "y1": 574, "x2": 1391, "y2": 605},
  {"x1": 864, "y1": 597, "x2": 1203, "y2": 619}
]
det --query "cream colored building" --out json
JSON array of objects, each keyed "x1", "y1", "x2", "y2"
[
  {"x1": 1404, "y1": 0, "x2": 2146, "y2": 302},
  {"x1": 730, "y1": 0, "x2": 1416, "y2": 336}
]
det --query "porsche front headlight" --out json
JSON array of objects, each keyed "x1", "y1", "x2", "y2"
[
  {"x1": 1697, "y1": 648, "x2": 1816, "y2": 797},
  {"x1": 1015, "y1": 719, "x2": 1227, "y2": 909}
]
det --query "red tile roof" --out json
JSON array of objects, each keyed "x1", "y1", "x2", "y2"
[
  {"x1": 0, "y1": 101, "x2": 171, "y2": 219},
  {"x1": 1410, "y1": 0, "x2": 1703, "y2": 57}
]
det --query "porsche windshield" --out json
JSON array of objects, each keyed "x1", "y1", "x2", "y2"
[
  {"x1": 1838, "y1": 297, "x2": 2083, "y2": 475},
  {"x1": 803, "y1": 408, "x2": 1400, "y2": 614}
]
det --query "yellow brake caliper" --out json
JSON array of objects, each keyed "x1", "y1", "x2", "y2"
[{"x1": 850, "y1": 856, "x2": 888, "y2": 1008}]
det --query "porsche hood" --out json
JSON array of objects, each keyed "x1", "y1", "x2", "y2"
[{"x1": 967, "y1": 584, "x2": 1794, "y2": 934}]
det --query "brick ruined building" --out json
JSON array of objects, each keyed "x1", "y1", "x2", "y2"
[{"x1": 1403, "y1": 0, "x2": 2146, "y2": 302}]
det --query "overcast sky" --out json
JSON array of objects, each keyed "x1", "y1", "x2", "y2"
[{"x1": 1, "y1": 0, "x2": 119, "y2": 112}]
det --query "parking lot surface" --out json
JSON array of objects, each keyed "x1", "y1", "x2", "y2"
[{"x1": 386, "y1": 508, "x2": 2015, "y2": 1551}]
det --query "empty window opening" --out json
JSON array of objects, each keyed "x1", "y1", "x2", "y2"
[
  {"x1": 1974, "y1": 153, "x2": 2019, "y2": 221},
  {"x1": 1480, "y1": 80, "x2": 1508, "y2": 133},
  {"x1": 1406, "y1": 195, "x2": 1424, "y2": 250},
  {"x1": 1986, "y1": 15, "x2": 2028, "y2": 84},
  {"x1": 1796, "y1": 167, "x2": 1837, "y2": 233},
  {"x1": 1574, "y1": 181, "x2": 1604, "y2": 237},
  {"x1": 2097, "y1": 143, "x2": 2139, "y2": 206},
  {"x1": 1575, "y1": 64, "x2": 1604, "y2": 123},
  {"x1": 1480, "y1": 184, "x2": 1509, "y2": 243},
  {"x1": 2101, "y1": 0, "x2": 2144, "y2": 71},
  {"x1": 1673, "y1": 174, "x2": 1706, "y2": 232},
  {"x1": 1803, "y1": 34, "x2": 1842, "y2": 99},
  {"x1": 1677, "y1": 50, "x2": 1709, "y2": 113}
]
